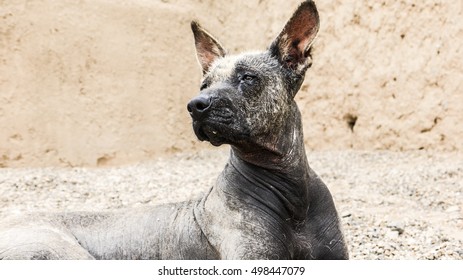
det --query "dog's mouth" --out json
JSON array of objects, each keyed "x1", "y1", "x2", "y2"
[
  {"x1": 192, "y1": 117, "x2": 252, "y2": 148},
  {"x1": 193, "y1": 121, "x2": 228, "y2": 146}
]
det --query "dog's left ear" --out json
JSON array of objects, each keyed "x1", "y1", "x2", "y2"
[
  {"x1": 191, "y1": 21, "x2": 227, "y2": 75},
  {"x1": 269, "y1": 0, "x2": 319, "y2": 74}
]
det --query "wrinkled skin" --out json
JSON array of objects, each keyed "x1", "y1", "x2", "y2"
[{"x1": 0, "y1": 0, "x2": 348, "y2": 260}]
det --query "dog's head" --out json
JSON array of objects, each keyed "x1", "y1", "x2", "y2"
[{"x1": 188, "y1": 0, "x2": 319, "y2": 151}]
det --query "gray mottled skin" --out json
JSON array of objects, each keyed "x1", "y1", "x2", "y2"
[{"x1": 0, "y1": 0, "x2": 348, "y2": 260}]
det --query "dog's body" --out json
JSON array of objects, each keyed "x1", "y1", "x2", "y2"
[{"x1": 0, "y1": 0, "x2": 348, "y2": 260}]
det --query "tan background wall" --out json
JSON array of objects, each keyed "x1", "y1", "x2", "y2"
[{"x1": 1, "y1": 0, "x2": 462, "y2": 167}]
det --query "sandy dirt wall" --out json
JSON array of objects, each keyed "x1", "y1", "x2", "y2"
[{"x1": 1, "y1": 0, "x2": 462, "y2": 167}]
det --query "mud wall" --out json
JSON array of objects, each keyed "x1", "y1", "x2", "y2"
[{"x1": 1, "y1": 0, "x2": 462, "y2": 167}]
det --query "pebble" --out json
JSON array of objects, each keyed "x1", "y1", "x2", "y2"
[{"x1": 388, "y1": 221, "x2": 405, "y2": 235}]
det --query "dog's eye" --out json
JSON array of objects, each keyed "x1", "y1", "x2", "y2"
[
  {"x1": 240, "y1": 74, "x2": 256, "y2": 83},
  {"x1": 200, "y1": 82, "x2": 208, "y2": 90}
]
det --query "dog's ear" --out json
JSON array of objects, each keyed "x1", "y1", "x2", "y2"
[
  {"x1": 269, "y1": 0, "x2": 319, "y2": 73},
  {"x1": 191, "y1": 21, "x2": 227, "y2": 75}
]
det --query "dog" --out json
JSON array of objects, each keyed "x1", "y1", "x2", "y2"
[{"x1": 0, "y1": 0, "x2": 348, "y2": 259}]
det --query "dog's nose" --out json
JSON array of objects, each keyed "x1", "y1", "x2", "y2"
[{"x1": 187, "y1": 96, "x2": 212, "y2": 119}]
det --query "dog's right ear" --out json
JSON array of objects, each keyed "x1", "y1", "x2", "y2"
[{"x1": 191, "y1": 21, "x2": 227, "y2": 75}]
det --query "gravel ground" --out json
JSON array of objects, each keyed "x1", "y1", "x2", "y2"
[{"x1": 0, "y1": 149, "x2": 462, "y2": 260}]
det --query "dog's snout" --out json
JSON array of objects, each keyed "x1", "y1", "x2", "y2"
[{"x1": 187, "y1": 96, "x2": 212, "y2": 118}]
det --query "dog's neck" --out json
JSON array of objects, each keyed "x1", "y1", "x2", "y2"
[{"x1": 227, "y1": 104, "x2": 311, "y2": 221}]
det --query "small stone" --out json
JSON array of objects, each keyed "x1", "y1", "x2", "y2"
[
  {"x1": 388, "y1": 221, "x2": 405, "y2": 235},
  {"x1": 341, "y1": 212, "x2": 352, "y2": 218}
]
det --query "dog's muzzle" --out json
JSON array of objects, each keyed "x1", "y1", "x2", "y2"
[
  {"x1": 187, "y1": 96, "x2": 211, "y2": 121},
  {"x1": 187, "y1": 95, "x2": 232, "y2": 146},
  {"x1": 187, "y1": 95, "x2": 217, "y2": 143}
]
